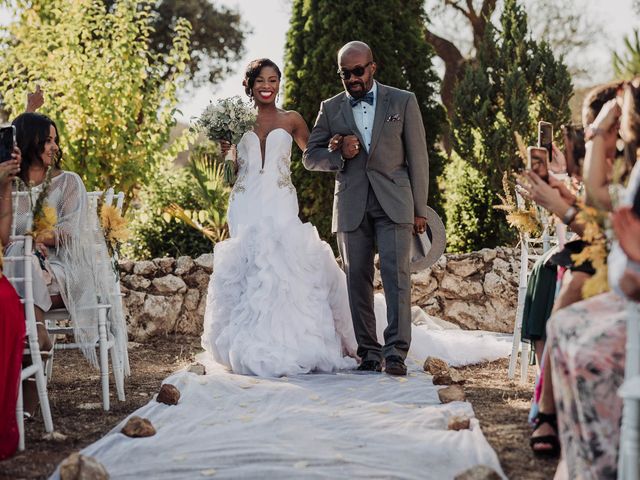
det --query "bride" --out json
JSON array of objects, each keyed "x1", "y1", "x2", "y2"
[{"x1": 201, "y1": 58, "x2": 358, "y2": 377}]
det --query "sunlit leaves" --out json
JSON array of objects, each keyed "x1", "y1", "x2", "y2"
[{"x1": 0, "y1": 0, "x2": 192, "y2": 210}]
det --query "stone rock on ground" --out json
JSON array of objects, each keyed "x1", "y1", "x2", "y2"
[
  {"x1": 59, "y1": 452, "x2": 109, "y2": 480},
  {"x1": 121, "y1": 416, "x2": 156, "y2": 438},
  {"x1": 447, "y1": 416, "x2": 471, "y2": 431},
  {"x1": 156, "y1": 384, "x2": 180, "y2": 405},
  {"x1": 423, "y1": 356, "x2": 450, "y2": 376},
  {"x1": 437, "y1": 385, "x2": 466, "y2": 403},
  {"x1": 454, "y1": 465, "x2": 502, "y2": 480},
  {"x1": 433, "y1": 369, "x2": 466, "y2": 386}
]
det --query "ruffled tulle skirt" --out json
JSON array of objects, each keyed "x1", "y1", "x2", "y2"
[{"x1": 202, "y1": 217, "x2": 357, "y2": 377}]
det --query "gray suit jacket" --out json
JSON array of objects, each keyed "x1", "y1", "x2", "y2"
[{"x1": 303, "y1": 82, "x2": 429, "y2": 233}]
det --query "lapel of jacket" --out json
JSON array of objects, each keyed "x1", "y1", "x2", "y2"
[
  {"x1": 339, "y1": 94, "x2": 366, "y2": 149},
  {"x1": 368, "y1": 82, "x2": 391, "y2": 157}
]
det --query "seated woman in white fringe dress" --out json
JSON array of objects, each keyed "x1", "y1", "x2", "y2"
[{"x1": 201, "y1": 59, "x2": 357, "y2": 377}]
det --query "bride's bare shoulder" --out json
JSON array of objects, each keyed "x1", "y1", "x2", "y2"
[{"x1": 281, "y1": 110, "x2": 306, "y2": 128}]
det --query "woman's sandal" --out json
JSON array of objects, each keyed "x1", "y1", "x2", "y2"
[{"x1": 530, "y1": 411, "x2": 561, "y2": 457}]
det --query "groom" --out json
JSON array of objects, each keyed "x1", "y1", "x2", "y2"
[{"x1": 303, "y1": 41, "x2": 429, "y2": 376}]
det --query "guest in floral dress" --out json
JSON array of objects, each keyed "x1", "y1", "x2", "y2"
[{"x1": 547, "y1": 78, "x2": 640, "y2": 479}]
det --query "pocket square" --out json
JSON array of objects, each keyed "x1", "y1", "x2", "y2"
[{"x1": 385, "y1": 114, "x2": 401, "y2": 122}]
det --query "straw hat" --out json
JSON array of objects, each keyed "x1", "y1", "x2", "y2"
[{"x1": 410, "y1": 206, "x2": 446, "y2": 273}]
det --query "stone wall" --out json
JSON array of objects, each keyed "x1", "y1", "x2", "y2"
[
  {"x1": 405, "y1": 247, "x2": 520, "y2": 333},
  {"x1": 119, "y1": 247, "x2": 519, "y2": 341},
  {"x1": 119, "y1": 255, "x2": 214, "y2": 341}
]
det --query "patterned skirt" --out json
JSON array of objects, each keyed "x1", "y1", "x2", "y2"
[{"x1": 547, "y1": 291, "x2": 627, "y2": 480}]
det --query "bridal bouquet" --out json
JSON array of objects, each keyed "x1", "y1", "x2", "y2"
[{"x1": 197, "y1": 96, "x2": 257, "y2": 185}]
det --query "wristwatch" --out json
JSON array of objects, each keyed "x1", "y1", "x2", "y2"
[{"x1": 585, "y1": 124, "x2": 605, "y2": 142}]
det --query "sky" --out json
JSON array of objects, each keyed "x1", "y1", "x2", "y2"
[{"x1": 1, "y1": 0, "x2": 638, "y2": 123}]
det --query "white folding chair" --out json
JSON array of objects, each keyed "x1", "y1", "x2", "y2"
[
  {"x1": 44, "y1": 188, "x2": 127, "y2": 411},
  {"x1": 4, "y1": 233, "x2": 55, "y2": 450},
  {"x1": 508, "y1": 197, "x2": 561, "y2": 383},
  {"x1": 618, "y1": 300, "x2": 640, "y2": 480}
]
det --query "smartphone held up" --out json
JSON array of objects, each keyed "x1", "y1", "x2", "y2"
[
  {"x1": 538, "y1": 121, "x2": 553, "y2": 162},
  {"x1": 527, "y1": 146, "x2": 549, "y2": 182},
  {"x1": 0, "y1": 125, "x2": 16, "y2": 163}
]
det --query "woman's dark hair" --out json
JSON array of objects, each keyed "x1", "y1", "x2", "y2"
[
  {"x1": 12, "y1": 112, "x2": 62, "y2": 181},
  {"x1": 621, "y1": 77, "x2": 640, "y2": 167},
  {"x1": 243, "y1": 58, "x2": 281, "y2": 97},
  {"x1": 581, "y1": 81, "x2": 624, "y2": 126}
]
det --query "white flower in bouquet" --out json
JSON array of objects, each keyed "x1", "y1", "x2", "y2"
[
  {"x1": 198, "y1": 96, "x2": 257, "y2": 144},
  {"x1": 197, "y1": 96, "x2": 257, "y2": 185}
]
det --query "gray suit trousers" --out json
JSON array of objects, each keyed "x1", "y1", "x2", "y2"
[{"x1": 337, "y1": 186, "x2": 413, "y2": 362}]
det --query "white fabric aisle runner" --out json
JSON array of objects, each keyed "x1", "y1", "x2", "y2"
[{"x1": 50, "y1": 354, "x2": 508, "y2": 479}]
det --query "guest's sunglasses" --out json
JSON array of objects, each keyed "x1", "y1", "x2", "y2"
[{"x1": 337, "y1": 62, "x2": 372, "y2": 80}]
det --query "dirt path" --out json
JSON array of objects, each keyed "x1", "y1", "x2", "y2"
[{"x1": 0, "y1": 336, "x2": 557, "y2": 479}]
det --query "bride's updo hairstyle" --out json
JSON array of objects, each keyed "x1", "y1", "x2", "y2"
[{"x1": 243, "y1": 58, "x2": 282, "y2": 97}]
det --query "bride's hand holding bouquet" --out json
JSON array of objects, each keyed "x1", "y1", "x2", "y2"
[{"x1": 197, "y1": 96, "x2": 257, "y2": 185}]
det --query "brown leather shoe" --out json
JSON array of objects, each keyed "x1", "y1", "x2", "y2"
[{"x1": 384, "y1": 355, "x2": 407, "y2": 376}]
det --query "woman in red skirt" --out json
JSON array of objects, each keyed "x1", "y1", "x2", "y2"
[{"x1": 0, "y1": 147, "x2": 24, "y2": 459}]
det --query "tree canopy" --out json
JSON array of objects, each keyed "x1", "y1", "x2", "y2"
[{"x1": 0, "y1": 0, "x2": 193, "y2": 206}]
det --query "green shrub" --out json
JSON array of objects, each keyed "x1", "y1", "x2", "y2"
[
  {"x1": 124, "y1": 140, "x2": 229, "y2": 259},
  {"x1": 124, "y1": 162, "x2": 212, "y2": 259},
  {"x1": 442, "y1": 152, "x2": 509, "y2": 253}
]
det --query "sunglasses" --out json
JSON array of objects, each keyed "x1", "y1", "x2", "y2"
[{"x1": 337, "y1": 62, "x2": 372, "y2": 80}]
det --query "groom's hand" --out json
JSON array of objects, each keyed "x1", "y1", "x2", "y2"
[
  {"x1": 414, "y1": 216, "x2": 427, "y2": 235},
  {"x1": 341, "y1": 135, "x2": 361, "y2": 159}
]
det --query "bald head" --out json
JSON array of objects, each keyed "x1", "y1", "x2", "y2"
[
  {"x1": 338, "y1": 41, "x2": 373, "y2": 63},
  {"x1": 337, "y1": 41, "x2": 377, "y2": 98}
]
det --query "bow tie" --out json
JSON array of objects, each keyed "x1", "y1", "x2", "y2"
[{"x1": 349, "y1": 92, "x2": 374, "y2": 107}]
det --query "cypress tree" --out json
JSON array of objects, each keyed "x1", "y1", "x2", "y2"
[
  {"x1": 283, "y1": 0, "x2": 445, "y2": 244},
  {"x1": 445, "y1": 0, "x2": 573, "y2": 252}
]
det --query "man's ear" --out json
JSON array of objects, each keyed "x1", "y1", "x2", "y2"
[{"x1": 370, "y1": 62, "x2": 377, "y2": 76}]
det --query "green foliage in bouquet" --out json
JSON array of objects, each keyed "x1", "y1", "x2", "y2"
[
  {"x1": 444, "y1": 0, "x2": 573, "y2": 252},
  {"x1": 126, "y1": 142, "x2": 229, "y2": 259},
  {"x1": 0, "y1": 0, "x2": 192, "y2": 209},
  {"x1": 284, "y1": 0, "x2": 446, "y2": 245},
  {"x1": 197, "y1": 96, "x2": 257, "y2": 186}
]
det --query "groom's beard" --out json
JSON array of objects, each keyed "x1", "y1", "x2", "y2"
[{"x1": 347, "y1": 80, "x2": 366, "y2": 98}]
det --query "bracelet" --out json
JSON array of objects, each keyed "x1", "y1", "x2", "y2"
[{"x1": 562, "y1": 205, "x2": 578, "y2": 225}]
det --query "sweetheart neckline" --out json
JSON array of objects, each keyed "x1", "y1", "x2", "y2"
[
  {"x1": 245, "y1": 127, "x2": 293, "y2": 142},
  {"x1": 245, "y1": 128, "x2": 293, "y2": 170}
]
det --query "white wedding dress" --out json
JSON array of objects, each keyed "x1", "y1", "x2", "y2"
[{"x1": 201, "y1": 128, "x2": 358, "y2": 377}]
